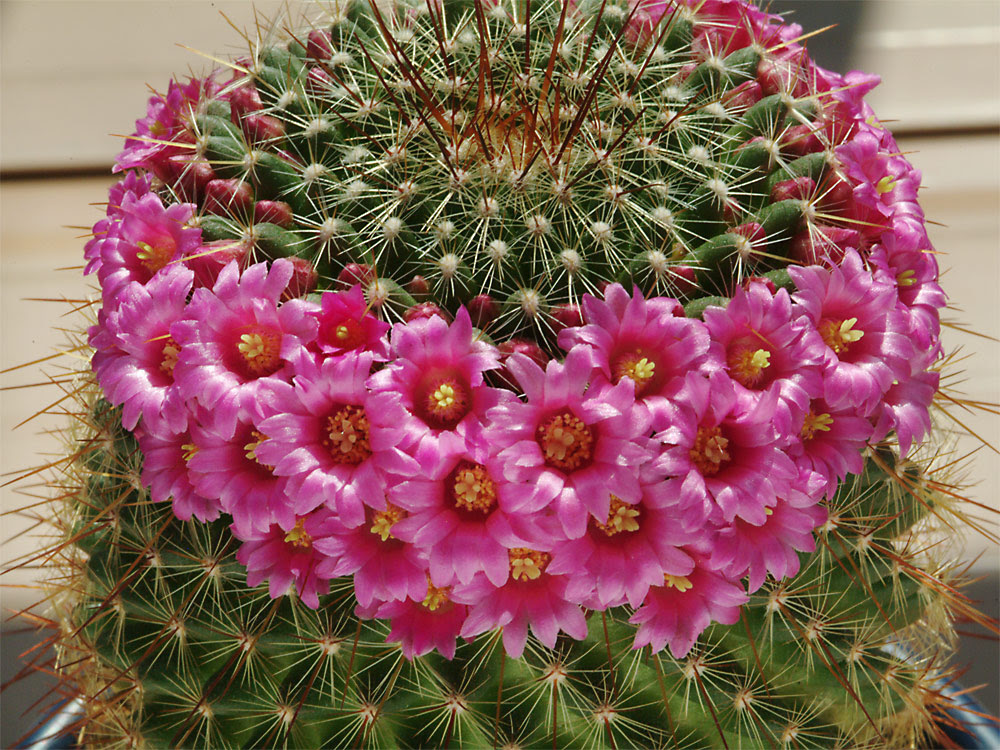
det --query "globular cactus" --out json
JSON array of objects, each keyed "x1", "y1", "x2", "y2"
[{"x1": 20, "y1": 0, "x2": 987, "y2": 747}]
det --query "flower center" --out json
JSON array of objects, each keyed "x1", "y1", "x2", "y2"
[
  {"x1": 726, "y1": 343, "x2": 772, "y2": 388},
  {"x1": 321, "y1": 404, "x2": 371, "y2": 465},
  {"x1": 159, "y1": 335, "x2": 181, "y2": 378},
  {"x1": 448, "y1": 461, "x2": 497, "y2": 515},
  {"x1": 896, "y1": 269, "x2": 916, "y2": 287},
  {"x1": 422, "y1": 578, "x2": 451, "y2": 611},
  {"x1": 612, "y1": 350, "x2": 658, "y2": 397},
  {"x1": 800, "y1": 411, "x2": 834, "y2": 441},
  {"x1": 592, "y1": 495, "x2": 641, "y2": 537},
  {"x1": 235, "y1": 328, "x2": 283, "y2": 378},
  {"x1": 135, "y1": 239, "x2": 175, "y2": 275},
  {"x1": 181, "y1": 442, "x2": 198, "y2": 463},
  {"x1": 663, "y1": 574, "x2": 692, "y2": 592},
  {"x1": 244, "y1": 429, "x2": 274, "y2": 471},
  {"x1": 537, "y1": 410, "x2": 595, "y2": 472},
  {"x1": 509, "y1": 548, "x2": 551, "y2": 581},
  {"x1": 370, "y1": 503, "x2": 406, "y2": 542},
  {"x1": 690, "y1": 425, "x2": 731, "y2": 477},
  {"x1": 324, "y1": 318, "x2": 365, "y2": 351},
  {"x1": 818, "y1": 317, "x2": 864, "y2": 355},
  {"x1": 876, "y1": 175, "x2": 896, "y2": 194},
  {"x1": 417, "y1": 375, "x2": 471, "y2": 429},
  {"x1": 284, "y1": 517, "x2": 312, "y2": 549}
]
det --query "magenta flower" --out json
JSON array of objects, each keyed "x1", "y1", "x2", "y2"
[
  {"x1": 84, "y1": 171, "x2": 153, "y2": 276},
  {"x1": 389, "y1": 453, "x2": 535, "y2": 588},
  {"x1": 359, "y1": 584, "x2": 469, "y2": 660},
  {"x1": 89, "y1": 264, "x2": 194, "y2": 434},
  {"x1": 558, "y1": 283, "x2": 717, "y2": 423},
  {"x1": 366, "y1": 308, "x2": 503, "y2": 474},
  {"x1": 255, "y1": 351, "x2": 419, "y2": 527},
  {"x1": 708, "y1": 488, "x2": 828, "y2": 593},
  {"x1": 135, "y1": 415, "x2": 221, "y2": 524},
  {"x1": 786, "y1": 397, "x2": 873, "y2": 496},
  {"x1": 702, "y1": 283, "x2": 826, "y2": 439},
  {"x1": 630, "y1": 554, "x2": 748, "y2": 659},
  {"x1": 871, "y1": 370, "x2": 939, "y2": 458},
  {"x1": 115, "y1": 77, "x2": 219, "y2": 179},
  {"x1": 313, "y1": 285, "x2": 391, "y2": 360},
  {"x1": 172, "y1": 259, "x2": 318, "y2": 439},
  {"x1": 653, "y1": 371, "x2": 797, "y2": 526},
  {"x1": 234, "y1": 507, "x2": 341, "y2": 609},
  {"x1": 97, "y1": 192, "x2": 201, "y2": 309},
  {"x1": 869, "y1": 239, "x2": 946, "y2": 353},
  {"x1": 546, "y1": 474, "x2": 697, "y2": 608},
  {"x1": 312, "y1": 504, "x2": 429, "y2": 608},
  {"x1": 186, "y1": 409, "x2": 294, "y2": 537},
  {"x1": 486, "y1": 345, "x2": 654, "y2": 540},
  {"x1": 452, "y1": 549, "x2": 588, "y2": 659},
  {"x1": 790, "y1": 250, "x2": 914, "y2": 416}
]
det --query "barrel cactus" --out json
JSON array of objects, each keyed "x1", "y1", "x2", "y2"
[{"x1": 24, "y1": 0, "x2": 984, "y2": 747}]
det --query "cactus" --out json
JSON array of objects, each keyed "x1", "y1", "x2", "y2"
[{"x1": 10, "y1": 0, "x2": 992, "y2": 747}]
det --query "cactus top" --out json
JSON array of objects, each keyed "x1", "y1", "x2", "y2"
[{"x1": 85, "y1": 0, "x2": 945, "y2": 660}]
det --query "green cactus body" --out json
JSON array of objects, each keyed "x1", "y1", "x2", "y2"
[{"x1": 28, "y1": 0, "x2": 973, "y2": 747}]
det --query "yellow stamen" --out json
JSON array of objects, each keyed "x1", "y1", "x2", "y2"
[
  {"x1": 335, "y1": 324, "x2": 352, "y2": 340},
  {"x1": 181, "y1": 443, "x2": 199, "y2": 463},
  {"x1": 159, "y1": 336, "x2": 181, "y2": 377},
  {"x1": 876, "y1": 175, "x2": 896, "y2": 194},
  {"x1": 433, "y1": 383, "x2": 456, "y2": 410},
  {"x1": 322, "y1": 405, "x2": 371, "y2": 465},
  {"x1": 593, "y1": 495, "x2": 641, "y2": 536},
  {"x1": 422, "y1": 577, "x2": 450, "y2": 611},
  {"x1": 896, "y1": 269, "x2": 916, "y2": 287},
  {"x1": 663, "y1": 574, "x2": 692, "y2": 592},
  {"x1": 135, "y1": 240, "x2": 174, "y2": 274},
  {"x1": 236, "y1": 329, "x2": 283, "y2": 377},
  {"x1": 690, "y1": 426, "x2": 731, "y2": 477},
  {"x1": 370, "y1": 503, "x2": 406, "y2": 542},
  {"x1": 727, "y1": 345, "x2": 772, "y2": 388},
  {"x1": 451, "y1": 463, "x2": 497, "y2": 514},
  {"x1": 801, "y1": 411, "x2": 834, "y2": 441},
  {"x1": 284, "y1": 517, "x2": 312, "y2": 549},
  {"x1": 537, "y1": 410, "x2": 594, "y2": 472},
  {"x1": 243, "y1": 430, "x2": 274, "y2": 471},
  {"x1": 819, "y1": 318, "x2": 864, "y2": 355},
  {"x1": 509, "y1": 548, "x2": 551, "y2": 581}
]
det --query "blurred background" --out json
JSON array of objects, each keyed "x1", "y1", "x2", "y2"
[{"x1": 2, "y1": 1, "x2": 997, "y2": 746}]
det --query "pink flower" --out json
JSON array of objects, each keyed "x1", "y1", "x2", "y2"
[
  {"x1": 702, "y1": 283, "x2": 826, "y2": 439},
  {"x1": 653, "y1": 371, "x2": 797, "y2": 526},
  {"x1": 486, "y1": 345, "x2": 654, "y2": 540},
  {"x1": 312, "y1": 505, "x2": 429, "y2": 608},
  {"x1": 709, "y1": 488, "x2": 827, "y2": 592},
  {"x1": 172, "y1": 259, "x2": 318, "y2": 439},
  {"x1": 186, "y1": 409, "x2": 294, "y2": 537},
  {"x1": 366, "y1": 308, "x2": 504, "y2": 474},
  {"x1": 313, "y1": 286, "x2": 391, "y2": 360},
  {"x1": 790, "y1": 250, "x2": 914, "y2": 416},
  {"x1": 255, "y1": 351, "x2": 419, "y2": 526},
  {"x1": 359, "y1": 583, "x2": 469, "y2": 660},
  {"x1": 97, "y1": 192, "x2": 201, "y2": 309},
  {"x1": 89, "y1": 264, "x2": 193, "y2": 434},
  {"x1": 452, "y1": 549, "x2": 588, "y2": 659},
  {"x1": 389, "y1": 453, "x2": 535, "y2": 587},
  {"x1": 135, "y1": 415, "x2": 221, "y2": 524},
  {"x1": 115, "y1": 77, "x2": 219, "y2": 179},
  {"x1": 558, "y1": 284, "x2": 717, "y2": 424},
  {"x1": 234, "y1": 507, "x2": 341, "y2": 609},
  {"x1": 84, "y1": 171, "x2": 153, "y2": 276},
  {"x1": 546, "y1": 475, "x2": 698, "y2": 609},
  {"x1": 787, "y1": 397, "x2": 873, "y2": 496},
  {"x1": 871, "y1": 370, "x2": 939, "y2": 458},
  {"x1": 630, "y1": 554, "x2": 748, "y2": 659}
]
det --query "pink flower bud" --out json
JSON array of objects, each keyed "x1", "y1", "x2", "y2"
[
  {"x1": 166, "y1": 156, "x2": 215, "y2": 201},
  {"x1": 405, "y1": 275, "x2": 431, "y2": 300},
  {"x1": 253, "y1": 200, "x2": 294, "y2": 227},
  {"x1": 404, "y1": 302, "x2": 450, "y2": 323},
  {"x1": 780, "y1": 123, "x2": 822, "y2": 157},
  {"x1": 281, "y1": 257, "x2": 319, "y2": 300},
  {"x1": 789, "y1": 224, "x2": 859, "y2": 266},
  {"x1": 186, "y1": 239, "x2": 250, "y2": 289},
  {"x1": 550, "y1": 303, "x2": 584, "y2": 333},
  {"x1": 770, "y1": 176, "x2": 816, "y2": 203},
  {"x1": 467, "y1": 294, "x2": 500, "y2": 328},
  {"x1": 307, "y1": 29, "x2": 334, "y2": 59},
  {"x1": 229, "y1": 83, "x2": 263, "y2": 121},
  {"x1": 204, "y1": 179, "x2": 254, "y2": 216},
  {"x1": 722, "y1": 80, "x2": 763, "y2": 112},
  {"x1": 338, "y1": 263, "x2": 375, "y2": 287},
  {"x1": 495, "y1": 338, "x2": 549, "y2": 389},
  {"x1": 306, "y1": 67, "x2": 336, "y2": 96},
  {"x1": 241, "y1": 113, "x2": 285, "y2": 145}
]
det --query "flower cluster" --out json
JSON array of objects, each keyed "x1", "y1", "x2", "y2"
[{"x1": 85, "y1": 0, "x2": 944, "y2": 661}]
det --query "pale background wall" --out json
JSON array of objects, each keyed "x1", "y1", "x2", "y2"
[{"x1": 1, "y1": 1, "x2": 998, "y2": 743}]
